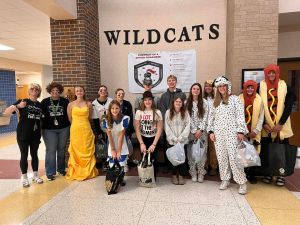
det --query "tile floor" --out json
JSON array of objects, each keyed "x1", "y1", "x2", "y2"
[{"x1": 0, "y1": 133, "x2": 300, "y2": 225}]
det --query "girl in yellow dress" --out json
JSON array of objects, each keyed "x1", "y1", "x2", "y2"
[{"x1": 66, "y1": 86, "x2": 98, "y2": 180}]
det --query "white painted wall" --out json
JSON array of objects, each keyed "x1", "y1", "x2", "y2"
[
  {"x1": 278, "y1": 31, "x2": 300, "y2": 58},
  {"x1": 279, "y1": 0, "x2": 300, "y2": 13},
  {"x1": 98, "y1": 0, "x2": 226, "y2": 103}
]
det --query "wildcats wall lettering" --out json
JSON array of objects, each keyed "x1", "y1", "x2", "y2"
[{"x1": 104, "y1": 24, "x2": 220, "y2": 45}]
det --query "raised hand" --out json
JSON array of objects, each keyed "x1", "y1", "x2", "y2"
[{"x1": 18, "y1": 99, "x2": 27, "y2": 108}]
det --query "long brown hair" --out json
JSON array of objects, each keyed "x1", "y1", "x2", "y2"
[
  {"x1": 213, "y1": 85, "x2": 229, "y2": 107},
  {"x1": 140, "y1": 97, "x2": 159, "y2": 123},
  {"x1": 169, "y1": 97, "x2": 186, "y2": 121},
  {"x1": 186, "y1": 83, "x2": 204, "y2": 118},
  {"x1": 106, "y1": 100, "x2": 122, "y2": 129}
]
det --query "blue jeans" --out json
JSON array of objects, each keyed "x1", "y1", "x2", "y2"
[{"x1": 42, "y1": 127, "x2": 70, "y2": 176}]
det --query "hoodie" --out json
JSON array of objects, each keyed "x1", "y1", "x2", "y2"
[{"x1": 159, "y1": 88, "x2": 187, "y2": 119}]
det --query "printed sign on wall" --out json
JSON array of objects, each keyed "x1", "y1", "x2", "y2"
[{"x1": 128, "y1": 49, "x2": 196, "y2": 93}]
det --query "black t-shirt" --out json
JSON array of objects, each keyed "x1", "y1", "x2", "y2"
[
  {"x1": 13, "y1": 99, "x2": 43, "y2": 140},
  {"x1": 41, "y1": 97, "x2": 70, "y2": 129}
]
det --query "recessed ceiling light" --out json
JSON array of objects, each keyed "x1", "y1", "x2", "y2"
[{"x1": 0, "y1": 44, "x2": 15, "y2": 50}]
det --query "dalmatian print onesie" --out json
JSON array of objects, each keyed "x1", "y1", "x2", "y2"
[
  {"x1": 187, "y1": 99, "x2": 209, "y2": 178},
  {"x1": 208, "y1": 94, "x2": 248, "y2": 185}
]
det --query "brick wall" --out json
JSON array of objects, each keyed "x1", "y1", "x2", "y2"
[
  {"x1": 226, "y1": 0, "x2": 279, "y2": 93},
  {"x1": 50, "y1": 0, "x2": 100, "y2": 100}
]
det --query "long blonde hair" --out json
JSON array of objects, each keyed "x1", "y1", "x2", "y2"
[{"x1": 213, "y1": 86, "x2": 229, "y2": 107}]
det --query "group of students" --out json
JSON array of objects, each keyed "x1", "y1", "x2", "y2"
[{"x1": 4, "y1": 63, "x2": 294, "y2": 196}]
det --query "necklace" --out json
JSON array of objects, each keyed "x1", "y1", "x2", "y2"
[{"x1": 50, "y1": 97, "x2": 60, "y2": 126}]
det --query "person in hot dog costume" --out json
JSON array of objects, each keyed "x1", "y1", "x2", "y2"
[
  {"x1": 259, "y1": 64, "x2": 295, "y2": 186},
  {"x1": 239, "y1": 80, "x2": 264, "y2": 183}
]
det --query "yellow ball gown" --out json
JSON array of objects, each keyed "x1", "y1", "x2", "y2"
[{"x1": 66, "y1": 106, "x2": 98, "y2": 180}]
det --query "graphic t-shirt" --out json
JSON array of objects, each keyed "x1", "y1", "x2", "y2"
[
  {"x1": 135, "y1": 109, "x2": 163, "y2": 138},
  {"x1": 41, "y1": 97, "x2": 70, "y2": 129},
  {"x1": 13, "y1": 99, "x2": 43, "y2": 140}
]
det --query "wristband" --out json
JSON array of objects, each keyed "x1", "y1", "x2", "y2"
[
  {"x1": 140, "y1": 143, "x2": 144, "y2": 145},
  {"x1": 152, "y1": 144, "x2": 156, "y2": 147}
]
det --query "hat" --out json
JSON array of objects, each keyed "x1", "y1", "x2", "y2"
[
  {"x1": 143, "y1": 72, "x2": 153, "y2": 86},
  {"x1": 142, "y1": 91, "x2": 155, "y2": 99},
  {"x1": 214, "y1": 76, "x2": 232, "y2": 94}
]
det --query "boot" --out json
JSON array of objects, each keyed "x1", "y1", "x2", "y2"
[
  {"x1": 171, "y1": 175, "x2": 179, "y2": 185},
  {"x1": 178, "y1": 175, "x2": 185, "y2": 185}
]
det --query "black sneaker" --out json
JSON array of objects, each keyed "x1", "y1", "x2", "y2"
[{"x1": 47, "y1": 175, "x2": 55, "y2": 181}]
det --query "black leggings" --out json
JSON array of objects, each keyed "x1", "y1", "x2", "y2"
[
  {"x1": 17, "y1": 138, "x2": 40, "y2": 174},
  {"x1": 142, "y1": 136, "x2": 158, "y2": 178}
]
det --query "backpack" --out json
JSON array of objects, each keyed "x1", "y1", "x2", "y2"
[{"x1": 104, "y1": 161, "x2": 125, "y2": 195}]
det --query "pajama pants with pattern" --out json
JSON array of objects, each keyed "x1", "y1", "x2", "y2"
[
  {"x1": 187, "y1": 135, "x2": 208, "y2": 177},
  {"x1": 214, "y1": 133, "x2": 247, "y2": 185}
]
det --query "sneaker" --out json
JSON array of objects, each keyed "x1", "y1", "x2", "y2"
[
  {"x1": 47, "y1": 175, "x2": 55, "y2": 181},
  {"x1": 191, "y1": 175, "x2": 197, "y2": 182},
  {"x1": 178, "y1": 175, "x2": 185, "y2": 185},
  {"x1": 33, "y1": 176, "x2": 43, "y2": 184},
  {"x1": 219, "y1": 180, "x2": 230, "y2": 190},
  {"x1": 57, "y1": 171, "x2": 66, "y2": 176},
  {"x1": 22, "y1": 177, "x2": 30, "y2": 188},
  {"x1": 276, "y1": 177, "x2": 285, "y2": 186},
  {"x1": 238, "y1": 183, "x2": 247, "y2": 195},
  {"x1": 198, "y1": 175, "x2": 204, "y2": 183}
]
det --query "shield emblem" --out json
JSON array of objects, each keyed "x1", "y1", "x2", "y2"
[{"x1": 134, "y1": 61, "x2": 163, "y2": 88}]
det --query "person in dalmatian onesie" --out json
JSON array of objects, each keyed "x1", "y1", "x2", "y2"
[{"x1": 208, "y1": 76, "x2": 248, "y2": 195}]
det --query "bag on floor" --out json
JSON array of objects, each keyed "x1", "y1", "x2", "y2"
[
  {"x1": 256, "y1": 140, "x2": 297, "y2": 176},
  {"x1": 95, "y1": 138, "x2": 108, "y2": 159},
  {"x1": 138, "y1": 153, "x2": 156, "y2": 188},
  {"x1": 104, "y1": 161, "x2": 125, "y2": 195},
  {"x1": 166, "y1": 142, "x2": 185, "y2": 166},
  {"x1": 190, "y1": 139, "x2": 205, "y2": 163},
  {"x1": 236, "y1": 141, "x2": 261, "y2": 168}
]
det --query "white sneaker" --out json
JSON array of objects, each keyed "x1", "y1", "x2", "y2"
[
  {"x1": 238, "y1": 183, "x2": 247, "y2": 195},
  {"x1": 22, "y1": 177, "x2": 30, "y2": 188},
  {"x1": 219, "y1": 180, "x2": 230, "y2": 190},
  {"x1": 197, "y1": 175, "x2": 204, "y2": 183},
  {"x1": 191, "y1": 175, "x2": 197, "y2": 182}
]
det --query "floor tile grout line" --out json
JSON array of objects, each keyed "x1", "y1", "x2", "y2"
[
  {"x1": 230, "y1": 187, "x2": 260, "y2": 225},
  {"x1": 137, "y1": 188, "x2": 151, "y2": 225},
  {"x1": 286, "y1": 180, "x2": 300, "y2": 192}
]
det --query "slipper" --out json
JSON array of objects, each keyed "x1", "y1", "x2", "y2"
[{"x1": 262, "y1": 176, "x2": 272, "y2": 184}]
